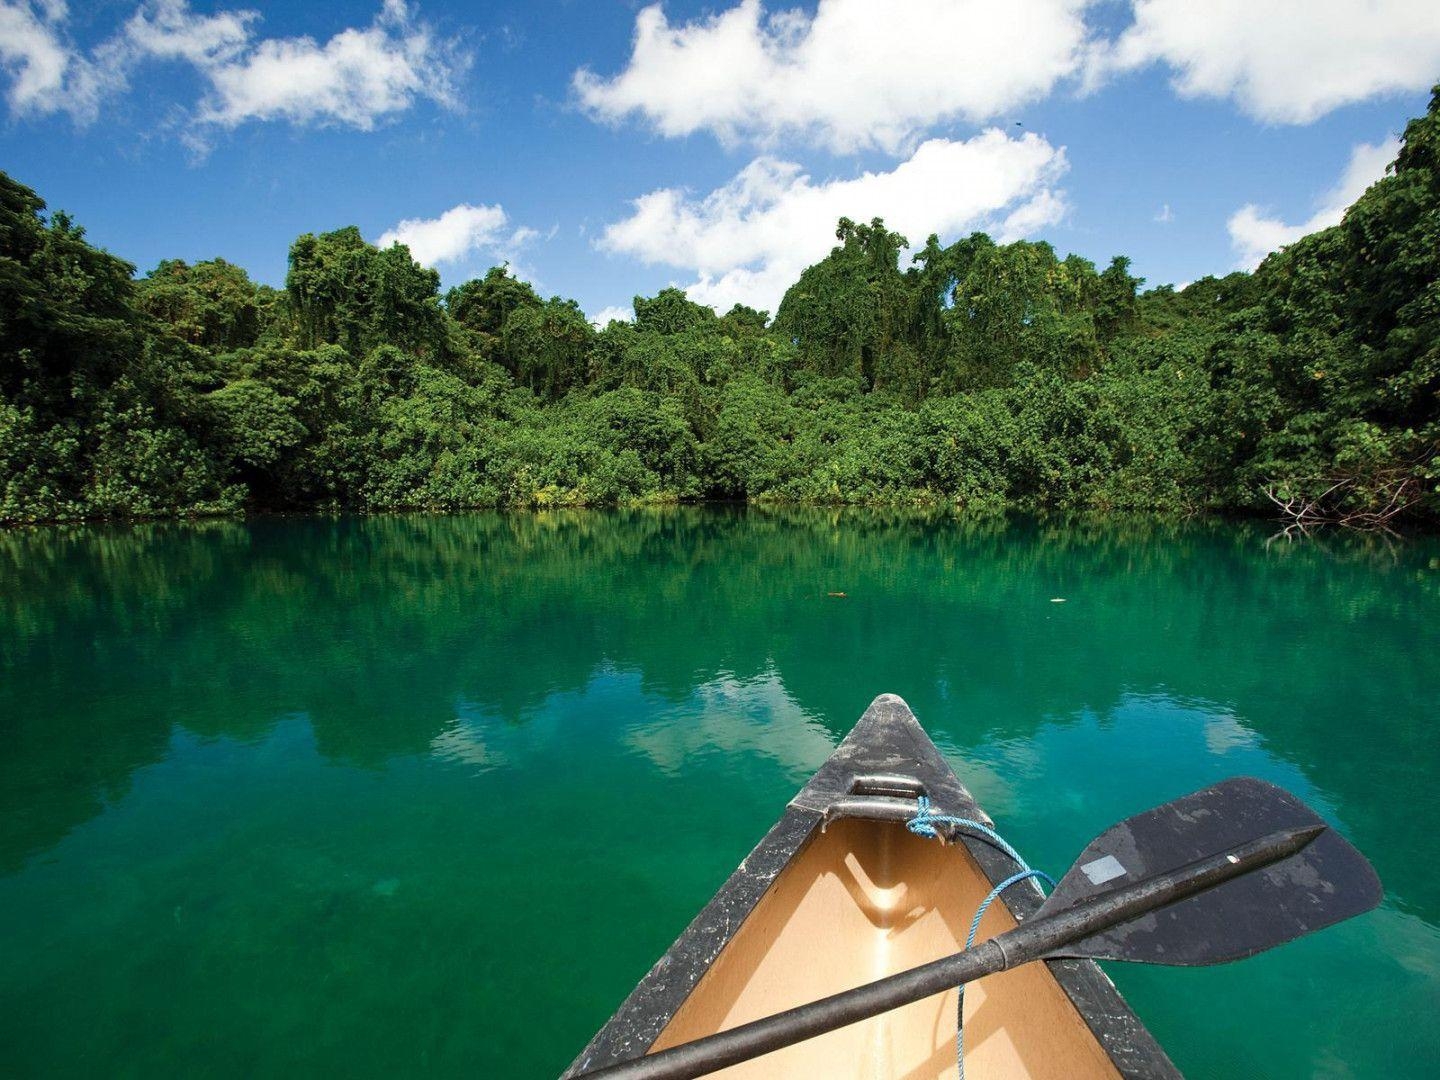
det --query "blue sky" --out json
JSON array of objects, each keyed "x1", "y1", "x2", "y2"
[{"x1": 1, "y1": 0, "x2": 1437, "y2": 322}]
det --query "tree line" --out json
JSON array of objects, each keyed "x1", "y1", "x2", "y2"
[{"x1": 2, "y1": 90, "x2": 1437, "y2": 527}]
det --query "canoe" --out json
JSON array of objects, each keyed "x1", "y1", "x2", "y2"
[{"x1": 564, "y1": 694, "x2": 1181, "y2": 1079}]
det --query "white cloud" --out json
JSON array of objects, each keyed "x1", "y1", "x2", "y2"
[
  {"x1": 377, "y1": 202, "x2": 525, "y2": 268},
  {"x1": 601, "y1": 128, "x2": 1069, "y2": 314},
  {"x1": 0, "y1": 0, "x2": 464, "y2": 133},
  {"x1": 1154, "y1": 203, "x2": 1173, "y2": 223},
  {"x1": 123, "y1": 0, "x2": 255, "y2": 66},
  {"x1": 194, "y1": 0, "x2": 462, "y2": 130},
  {"x1": 589, "y1": 305, "x2": 634, "y2": 328},
  {"x1": 575, "y1": 0, "x2": 1092, "y2": 153},
  {"x1": 0, "y1": 1, "x2": 121, "y2": 120},
  {"x1": 1097, "y1": 0, "x2": 1440, "y2": 124},
  {"x1": 1228, "y1": 136, "x2": 1398, "y2": 270}
]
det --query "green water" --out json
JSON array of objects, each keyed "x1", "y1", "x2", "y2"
[{"x1": 1, "y1": 509, "x2": 1437, "y2": 1078}]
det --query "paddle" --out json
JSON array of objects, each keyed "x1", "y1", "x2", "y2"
[{"x1": 569, "y1": 777, "x2": 1382, "y2": 1080}]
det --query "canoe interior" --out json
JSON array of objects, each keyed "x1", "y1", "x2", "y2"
[{"x1": 648, "y1": 816, "x2": 1120, "y2": 1080}]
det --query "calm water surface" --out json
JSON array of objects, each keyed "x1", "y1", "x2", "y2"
[{"x1": 1, "y1": 509, "x2": 1437, "y2": 1078}]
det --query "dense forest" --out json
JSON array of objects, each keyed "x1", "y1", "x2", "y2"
[{"x1": 2, "y1": 92, "x2": 1437, "y2": 528}]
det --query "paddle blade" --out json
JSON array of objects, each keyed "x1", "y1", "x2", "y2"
[{"x1": 1038, "y1": 777, "x2": 1382, "y2": 965}]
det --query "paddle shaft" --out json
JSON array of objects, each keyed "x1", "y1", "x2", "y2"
[{"x1": 570, "y1": 823, "x2": 1324, "y2": 1080}]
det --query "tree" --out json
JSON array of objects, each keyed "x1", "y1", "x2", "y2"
[
  {"x1": 1095, "y1": 255, "x2": 1143, "y2": 343},
  {"x1": 0, "y1": 172, "x2": 138, "y2": 411},
  {"x1": 634, "y1": 287, "x2": 719, "y2": 336},
  {"x1": 286, "y1": 227, "x2": 447, "y2": 359},
  {"x1": 501, "y1": 297, "x2": 594, "y2": 399},
  {"x1": 136, "y1": 259, "x2": 266, "y2": 351},
  {"x1": 447, "y1": 266, "x2": 540, "y2": 348},
  {"x1": 774, "y1": 217, "x2": 919, "y2": 396},
  {"x1": 941, "y1": 238, "x2": 1102, "y2": 389}
]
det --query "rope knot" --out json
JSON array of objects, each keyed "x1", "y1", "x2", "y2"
[{"x1": 906, "y1": 795, "x2": 942, "y2": 838}]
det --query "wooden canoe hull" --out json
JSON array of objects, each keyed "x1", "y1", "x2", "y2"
[{"x1": 564, "y1": 695, "x2": 1180, "y2": 1079}]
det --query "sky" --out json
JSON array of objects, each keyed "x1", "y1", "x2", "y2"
[{"x1": 1, "y1": 0, "x2": 1438, "y2": 325}]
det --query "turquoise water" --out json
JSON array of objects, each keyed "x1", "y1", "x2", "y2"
[{"x1": 1, "y1": 509, "x2": 1437, "y2": 1078}]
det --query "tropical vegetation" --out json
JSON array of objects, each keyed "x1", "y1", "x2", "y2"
[{"x1": 2, "y1": 91, "x2": 1437, "y2": 528}]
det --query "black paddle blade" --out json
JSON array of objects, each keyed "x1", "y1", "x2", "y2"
[{"x1": 1037, "y1": 777, "x2": 1382, "y2": 965}]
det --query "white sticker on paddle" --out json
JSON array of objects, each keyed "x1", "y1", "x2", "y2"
[{"x1": 1081, "y1": 854, "x2": 1128, "y2": 885}]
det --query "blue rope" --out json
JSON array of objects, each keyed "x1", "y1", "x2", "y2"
[
  {"x1": 965, "y1": 869, "x2": 1056, "y2": 950},
  {"x1": 907, "y1": 796, "x2": 1055, "y2": 1080},
  {"x1": 906, "y1": 796, "x2": 1030, "y2": 867}
]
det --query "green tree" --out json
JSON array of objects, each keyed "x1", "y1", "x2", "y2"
[
  {"x1": 501, "y1": 297, "x2": 594, "y2": 399},
  {"x1": 446, "y1": 265, "x2": 540, "y2": 357},
  {"x1": 287, "y1": 227, "x2": 447, "y2": 359},
  {"x1": 774, "y1": 217, "x2": 919, "y2": 395},
  {"x1": 634, "y1": 287, "x2": 720, "y2": 336},
  {"x1": 136, "y1": 259, "x2": 267, "y2": 351}
]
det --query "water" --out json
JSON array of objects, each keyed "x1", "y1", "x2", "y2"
[{"x1": 1, "y1": 509, "x2": 1437, "y2": 1078}]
